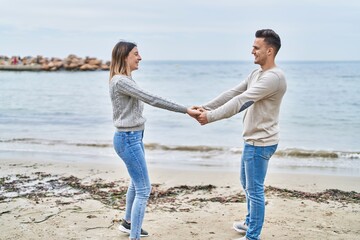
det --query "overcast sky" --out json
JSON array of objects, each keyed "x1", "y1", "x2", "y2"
[{"x1": 1, "y1": 0, "x2": 359, "y2": 61}]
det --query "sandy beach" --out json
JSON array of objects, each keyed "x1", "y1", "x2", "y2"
[{"x1": 0, "y1": 157, "x2": 359, "y2": 240}]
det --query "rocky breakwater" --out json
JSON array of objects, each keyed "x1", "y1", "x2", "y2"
[{"x1": 0, "y1": 55, "x2": 110, "y2": 71}]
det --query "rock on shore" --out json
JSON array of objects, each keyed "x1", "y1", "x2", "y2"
[{"x1": 0, "y1": 55, "x2": 110, "y2": 71}]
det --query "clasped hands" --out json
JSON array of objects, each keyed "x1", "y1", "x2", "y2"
[{"x1": 187, "y1": 106, "x2": 208, "y2": 125}]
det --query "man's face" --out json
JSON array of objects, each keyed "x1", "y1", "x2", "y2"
[{"x1": 251, "y1": 38, "x2": 269, "y2": 66}]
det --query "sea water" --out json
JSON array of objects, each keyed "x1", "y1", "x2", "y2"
[{"x1": 0, "y1": 61, "x2": 359, "y2": 176}]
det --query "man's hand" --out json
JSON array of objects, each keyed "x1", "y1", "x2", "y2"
[{"x1": 197, "y1": 111, "x2": 208, "y2": 125}]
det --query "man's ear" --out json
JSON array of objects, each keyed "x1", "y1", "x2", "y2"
[{"x1": 267, "y1": 47, "x2": 274, "y2": 56}]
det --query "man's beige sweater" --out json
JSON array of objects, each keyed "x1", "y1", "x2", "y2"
[{"x1": 203, "y1": 67, "x2": 287, "y2": 146}]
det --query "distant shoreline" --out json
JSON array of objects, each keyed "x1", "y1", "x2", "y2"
[{"x1": 0, "y1": 54, "x2": 110, "y2": 71}]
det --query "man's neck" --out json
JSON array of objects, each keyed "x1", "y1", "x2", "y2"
[{"x1": 260, "y1": 62, "x2": 276, "y2": 71}]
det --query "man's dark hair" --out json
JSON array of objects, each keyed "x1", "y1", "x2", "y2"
[{"x1": 255, "y1": 29, "x2": 281, "y2": 55}]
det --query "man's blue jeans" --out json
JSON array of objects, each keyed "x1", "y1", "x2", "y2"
[
  {"x1": 240, "y1": 143, "x2": 278, "y2": 240},
  {"x1": 113, "y1": 130, "x2": 151, "y2": 240}
]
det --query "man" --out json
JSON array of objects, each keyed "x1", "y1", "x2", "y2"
[{"x1": 194, "y1": 29, "x2": 286, "y2": 240}]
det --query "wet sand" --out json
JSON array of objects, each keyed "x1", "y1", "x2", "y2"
[{"x1": 0, "y1": 157, "x2": 359, "y2": 240}]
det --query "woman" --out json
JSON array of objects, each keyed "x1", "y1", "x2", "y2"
[{"x1": 109, "y1": 41, "x2": 199, "y2": 240}]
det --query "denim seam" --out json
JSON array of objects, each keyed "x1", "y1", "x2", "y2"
[
  {"x1": 128, "y1": 141, "x2": 148, "y2": 239},
  {"x1": 249, "y1": 145, "x2": 256, "y2": 238}
]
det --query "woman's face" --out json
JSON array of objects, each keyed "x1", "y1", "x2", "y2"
[{"x1": 126, "y1": 47, "x2": 142, "y2": 72}]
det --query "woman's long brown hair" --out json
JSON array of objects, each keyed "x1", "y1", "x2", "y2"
[{"x1": 109, "y1": 41, "x2": 137, "y2": 81}]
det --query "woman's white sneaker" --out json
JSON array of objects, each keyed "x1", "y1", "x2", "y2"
[{"x1": 233, "y1": 221, "x2": 248, "y2": 233}]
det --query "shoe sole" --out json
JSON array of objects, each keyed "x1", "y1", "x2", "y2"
[
  {"x1": 118, "y1": 225, "x2": 130, "y2": 234},
  {"x1": 118, "y1": 225, "x2": 149, "y2": 237},
  {"x1": 233, "y1": 223, "x2": 247, "y2": 233}
]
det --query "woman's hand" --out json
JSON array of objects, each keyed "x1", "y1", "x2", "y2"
[
  {"x1": 187, "y1": 106, "x2": 208, "y2": 125},
  {"x1": 187, "y1": 108, "x2": 201, "y2": 119}
]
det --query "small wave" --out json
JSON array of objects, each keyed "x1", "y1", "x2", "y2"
[
  {"x1": 0, "y1": 138, "x2": 110, "y2": 148},
  {"x1": 0, "y1": 138, "x2": 40, "y2": 143},
  {"x1": 339, "y1": 152, "x2": 360, "y2": 159},
  {"x1": 75, "y1": 143, "x2": 111, "y2": 148},
  {"x1": 145, "y1": 143, "x2": 224, "y2": 152},
  {"x1": 1, "y1": 138, "x2": 359, "y2": 159},
  {"x1": 276, "y1": 149, "x2": 339, "y2": 158}
]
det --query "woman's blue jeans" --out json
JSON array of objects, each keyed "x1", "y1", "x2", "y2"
[
  {"x1": 240, "y1": 143, "x2": 277, "y2": 240},
  {"x1": 113, "y1": 130, "x2": 151, "y2": 240}
]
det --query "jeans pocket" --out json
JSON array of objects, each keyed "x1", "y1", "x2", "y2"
[
  {"x1": 243, "y1": 144, "x2": 255, "y2": 162},
  {"x1": 259, "y1": 144, "x2": 278, "y2": 160},
  {"x1": 126, "y1": 131, "x2": 143, "y2": 147},
  {"x1": 113, "y1": 132, "x2": 126, "y2": 155}
]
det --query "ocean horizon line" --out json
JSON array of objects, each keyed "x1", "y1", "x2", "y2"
[
  {"x1": 2, "y1": 55, "x2": 360, "y2": 64},
  {"x1": 142, "y1": 59, "x2": 360, "y2": 63}
]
